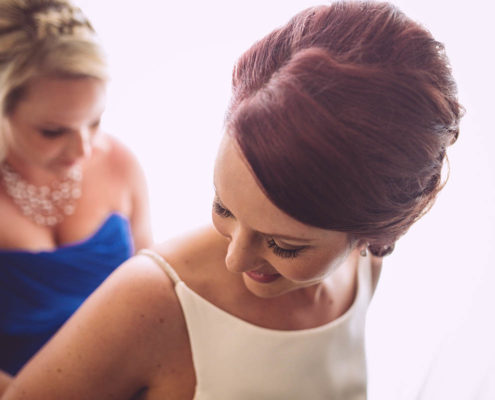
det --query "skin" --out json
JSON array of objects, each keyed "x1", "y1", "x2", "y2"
[
  {"x1": 0, "y1": 372, "x2": 10, "y2": 397},
  {"x1": 0, "y1": 76, "x2": 152, "y2": 251},
  {"x1": 0, "y1": 134, "x2": 381, "y2": 399},
  {"x1": 212, "y1": 135, "x2": 359, "y2": 300}
]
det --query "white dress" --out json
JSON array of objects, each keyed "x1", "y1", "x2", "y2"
[{"x1": 140, "y1": 249, "x2": 373, "y2": 400}]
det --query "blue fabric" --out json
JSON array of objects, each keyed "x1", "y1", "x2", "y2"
[{"x1": 0, "y1": 213, "x2": 133, "y2": 374}]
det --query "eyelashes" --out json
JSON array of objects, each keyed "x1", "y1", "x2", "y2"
[
  {"x1": 39, "y1": 119, "x2": 101, "y2": 139},
  {"x1": 266, "y1": 238, "x2": 305, "y2": 259},
  {"x1": 212, "y1": 200, "x2": 233, "y2": 218},
  {"x1": 41, "y1": 129, "x2": 66, "y2": 138},
  {"x1": 212, "y1": 199, "x2": 307, "y2": 259}
]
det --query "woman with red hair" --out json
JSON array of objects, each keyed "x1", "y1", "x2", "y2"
[{"x1": 1, "y1": 1, "x2": 461, "y2": 398}]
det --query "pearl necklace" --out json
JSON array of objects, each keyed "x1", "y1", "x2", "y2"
[{"x1": 0, "y1": 162, "x2": 83, "y2": 226}]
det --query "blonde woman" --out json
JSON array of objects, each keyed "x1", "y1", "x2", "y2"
[{"x1": 0, "y1": 0, "x2": 152, "y2": 375}]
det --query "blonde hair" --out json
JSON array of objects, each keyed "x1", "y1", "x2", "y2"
[{"x1": 0, "y1": 0, "x2": 108, "y2": 161}]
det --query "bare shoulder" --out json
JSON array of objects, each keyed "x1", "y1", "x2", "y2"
[
  {"x1": 99, "y1": 253, "x2": 188, "y2": 341},
  {"x1": 108, "y1": 252, "x2": 180, "y2": 312},
  {"x1": 152, "y1": 225, "x2": 228, "y2": 282},
  {"x1": 86, "y1": 133, "x2": 152, "y2": 248},
  {"x1": 58, "y1": 253, "x2": 185, "y2": 362},
  {"x1": 91, "y1": 133, "x2": 142, "y2": 178},
  {"x1": 2, "y1": 255, "x2": 186, "y2": 399}
]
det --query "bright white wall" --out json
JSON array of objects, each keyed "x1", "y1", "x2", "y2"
[{"x1": 77, "y1": 1, "x2": 495, "y2": 398}]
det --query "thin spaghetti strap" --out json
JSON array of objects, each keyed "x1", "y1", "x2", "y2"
[{"x1": 138, "y1": 249, "x2": 182, "y2": 285}]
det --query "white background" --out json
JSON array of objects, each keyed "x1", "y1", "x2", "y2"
[{"x1": 76, "y1": 1, "x2": 495, "y2": 398}]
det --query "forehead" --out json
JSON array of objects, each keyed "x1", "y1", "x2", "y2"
[
  {"x1": 214, "y1": 134, "x2": 334, "y2": 241},
  {"x1": 12, "y1": 76, "x2": 106, "y2": 123}
]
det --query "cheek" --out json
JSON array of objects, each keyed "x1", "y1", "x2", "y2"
[
  {"x1": 9, "y1": 132, "x2": 41, "y2": 158},
  {"x1": 33, "y1": 141, "x2": 65, "y2": 160},
  {"x1": 278, "y1": 248, "x2": 351, "y2": 282},
  {"x1": 42, "y1": 135, "x2": 74, "y2": 153},
  {"x1": 10, "y1": 129, "x2": 61, "y2": 158},
  {"x1": 211, "y1": 213, "x2": 231, "y2": 239}
]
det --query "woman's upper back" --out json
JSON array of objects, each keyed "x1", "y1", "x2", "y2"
[
  {"x1": 1, "y1": 225, "x2": 376, "y2": 399},
  {"x1": 129, "y1": 227, "x2": 375, "y2": 399},
  {"x1": 140, "y1": 231, "x2": 375, "y2": 399}
]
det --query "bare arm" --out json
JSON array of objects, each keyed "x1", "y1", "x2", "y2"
[
  {"x1": 0, "y1": 371, "x2": 12, "y2": 397},
  {"x1": 128, "y1": 157, "x2": 153, "y2": 251},
  {"x1": 1, "y1": 256, "x2": 180, "y2": 399},
  {"x1": 104, "y1": 135, "x2": 153, "y2": 251}
]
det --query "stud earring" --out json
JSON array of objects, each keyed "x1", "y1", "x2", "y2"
[{"x1": 360, "y1": 247, "x2": 368, "y2": 257}]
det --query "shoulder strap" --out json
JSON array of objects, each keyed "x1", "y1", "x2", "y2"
[{"x1": 138, "y1": 249, "x2": 182, "y2": 285}]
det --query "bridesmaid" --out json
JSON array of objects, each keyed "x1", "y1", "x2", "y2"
[{"x1": 0, "y1": 0, "x2": 152, "y2": 375}]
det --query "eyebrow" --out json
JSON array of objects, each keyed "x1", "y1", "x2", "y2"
[{"x1": 213, "y1": 190, "x2": 314, "y2": 243}]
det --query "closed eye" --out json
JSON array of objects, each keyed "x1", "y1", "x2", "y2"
[
  {"x1": 266, "y1": 238, "x2": 307, "y2": 259},
  {"x1": 40, "y1": 128, "x2": 66, "y2": 138},
  {"x1": 212, "y1": 200, "x2": 233, "y2": 218}
]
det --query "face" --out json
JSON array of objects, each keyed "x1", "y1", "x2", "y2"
[
  {"x1": 3, "y1": 76, "x2": 106, "y2": 177},
  {"x1": 212, "y1": 134, "x2": 358, "y2": 299}
]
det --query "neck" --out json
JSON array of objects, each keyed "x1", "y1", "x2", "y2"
[
  {"x1": 0, "y1": 157, "x2": 83, "y2": 226},
  {"x1": 292, "y1": 281, "x2": 329, "y2": 306}
]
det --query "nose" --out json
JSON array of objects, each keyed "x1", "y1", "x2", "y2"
[
  {"x1": 71, "y1": 129, "x2": 93, "y2": 159},
  {"x1": 224, "y1": 227, "x2": 261, "y2": 274}
]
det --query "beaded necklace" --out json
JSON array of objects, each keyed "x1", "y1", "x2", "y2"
[{"x1": 0, "y1": 162, "x2": 82, "y2": 226}]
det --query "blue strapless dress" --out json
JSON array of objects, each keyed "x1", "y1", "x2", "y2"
[{"x1": 0, "y1": 213, "x2": 133, "y2": 374}]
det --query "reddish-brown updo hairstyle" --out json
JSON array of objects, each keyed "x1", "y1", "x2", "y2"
[{"x1": 225, "y1": 1, "x2": 462, "y2": 256}]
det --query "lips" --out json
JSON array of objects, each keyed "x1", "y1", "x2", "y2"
[{"x1": 245, "y1": 270, "x2": 282, "y2": 283}]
